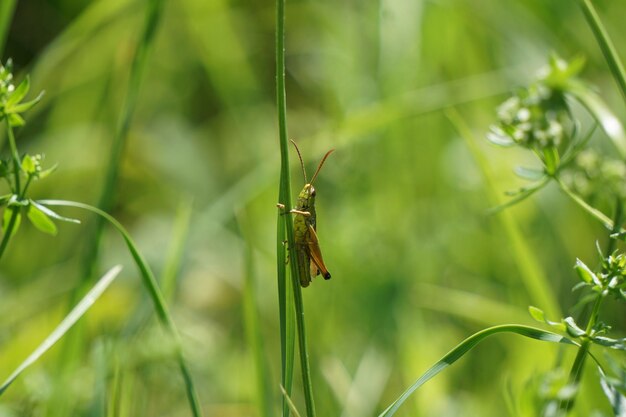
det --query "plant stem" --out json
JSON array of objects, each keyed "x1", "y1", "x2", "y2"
[
  {"x1": 0, "y1": 207, "x2": 17, "y2": 261},
  {"x1": 556, "y1": 178, "x2": 620, "y2": 232},
  {"x1": 561, "y1": 199, "x2": 621, "y2": 413},
  {"x1": 578, "y1": 0, "x2": 626, "y2": 109},
  {"x1": 275, "y1": 0, "x2": 316, "y2": 415},
  {"x1": 6, "y1": 121, "x2": 19, "y2": 195},
  {"x1": 0, "y1": 121, "x2": 20, "y2": 261}
]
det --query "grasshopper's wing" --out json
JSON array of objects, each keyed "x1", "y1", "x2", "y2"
[{"x1": 307, "y1": 224, "x2": 331, "y2": 280}]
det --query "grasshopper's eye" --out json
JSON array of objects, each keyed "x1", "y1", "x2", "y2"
[{"x1": 310, "y1": 186, "x2": 316, "y2": 197}]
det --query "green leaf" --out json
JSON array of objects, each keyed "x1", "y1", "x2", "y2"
[
  {"x1": 486, "y1": 129, "x2": 515, "y2": 147},
  {"x1": 543, "y1": 146, "x2": 560, "y2": 175},
  {"x1": 600, "y1": 379, "x2": 626, "y2": 416},
  {"x1": 9, "y1": 91, "x2": 44, "y2": 114},
  {"x1": 378, "y1": 325, "x2": 576, "y2": 417},
  {"x1": 514, "y1": 166, "x2": 544, "y2": 181},
  {"x1": 31, "y1": 200, "x2": 80, "y2": 224},
  {"x1": 527, "y1": 305, "x2": 566, "y2": 331},
  {"x1": 591, "y1": 336, "x2": 626, "y2": 350},
  {"x1": 5, "y1": 76, "x2": 29, "y2": 109},
  {"x1": 27, "y1": 203, "x2": 57, "y2": 235},
  {"x1": 7, "y1": 112, "x2": 24, "y2": 127},
  {"x1": 0, "y1": 266, "x2": 122, "y2": 395},
  {"x1": 37, "y1": 163, "x2": 57, "y2": 180},
  {"x1": 563, "y1": 317, "x2": 586, "y2": 338},
  {"x1": 574, "y1": 258, "x2": 599, "y2": 285},
  {"x1": 528, "y1": 306, "x2": 545, "y2": 322}
]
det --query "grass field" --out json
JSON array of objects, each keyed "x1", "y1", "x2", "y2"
[{"x1": 1, "y1": 1, "x2": 626, "y2": 416}]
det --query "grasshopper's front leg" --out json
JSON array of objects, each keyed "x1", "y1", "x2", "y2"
[{"x1": 276, "y1": 203, "x2": 311, "y2": 217}]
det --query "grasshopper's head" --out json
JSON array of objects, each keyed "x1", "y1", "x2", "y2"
[
  {"x1": 291, "y1": 139, "x2": 334, "y2": 206},
  {"x1": 296, "y1": 183, "x2": 316, "y2": 210}
]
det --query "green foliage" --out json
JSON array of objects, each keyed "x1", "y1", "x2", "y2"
[
  {"x1": 0, "y1": 52, "x2": 201, "y2": 416},
  {"x1": 5, "y1": 1, "x2": 626, "y2": 417}
]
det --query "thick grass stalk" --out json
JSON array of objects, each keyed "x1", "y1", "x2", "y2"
[
  {"x1": 275, "y1": 0, "x2": 316, "y2": 416},
  {"x1": 276, "y1": 0, "x2": 295, "y2": 411},
  {"x1": 578, "y1": 0, "x2": 626, "y2": 110},
  {"x1": 39, "y1": 199, "x2": 203, "y2": 417}
]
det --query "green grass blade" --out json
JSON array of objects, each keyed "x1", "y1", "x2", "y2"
[
  {"x1": 578, "y1": 0, "x2": 626, "y2": 112},
  {"x1": 280, "y1": 385, "x2": 303, "y2": 417},
  {"x1": 98, "y1": 0, "x2": 165, "y2": 214},
  {"x1": 275, "y1": 0, "x2": 310, "y2": 415},
  {"x1": 0, "y1": 265, "x2": 122, "y2": 396},
  {"x1": 277, "y1": 201, "x2": 296, "y2": 417},
  {"x1": 378, "y1": 325, "x2": 576, "y2": 417},
  {"x1": 276, "y1": 0, "x2": 317, "y2": 412},
  {"x1": 37, "y1": 199, "x2": 203, "y2": 417}
]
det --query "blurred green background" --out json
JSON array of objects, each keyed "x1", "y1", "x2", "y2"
[{"x1": 1, "y1": 0, "x2": 626, "y2": 416}]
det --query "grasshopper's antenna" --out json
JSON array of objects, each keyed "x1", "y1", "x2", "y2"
[
  {"x1": 310, "y1": 148, "x2": 335, "y2": 185},
  {"x1": 290, "y1": 140, "x2": 308, "y2": 183}
]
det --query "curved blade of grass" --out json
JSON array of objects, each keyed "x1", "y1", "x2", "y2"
[
  {"x1": 378, "y1": 324, "x2": 576, "y2": 417},
  {"x1": 0, "y1": 265, "x2": 122, "y2": 395},
  {"x1": 36, "y1": 199, "x2": 203, "y2": 417}
]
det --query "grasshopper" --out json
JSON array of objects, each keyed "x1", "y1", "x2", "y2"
[{"x1": 281, "y1": 140, "x2": 334, "y2": 287}]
